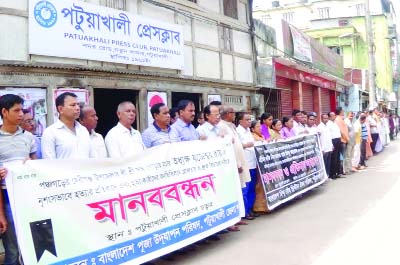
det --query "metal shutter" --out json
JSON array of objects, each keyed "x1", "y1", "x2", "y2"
[
  {"x1": 280, "y1": 89, "x2": 293, "y2": 118},
  {"x1": 302, "y1": 83, "x2": 314, "y2": 112},
  {"x1": 321, "y1": 88, "x2": 331, "y2": 115}
]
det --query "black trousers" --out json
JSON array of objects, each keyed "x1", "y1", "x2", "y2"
[
  {"x1": 330, "y1": 138, "x2": 342, "y2": 177},
  {"x1": 323, "y1": 151, "x2": 332, "y2": 177},
  {"x1": 359, "y1": 139, "x2": 367, "y2": 166},
  {"x1": 371, "y1": 133, "x2": 379, "y2": 153}
]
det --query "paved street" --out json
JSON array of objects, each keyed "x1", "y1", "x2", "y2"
[{"x1": 153, "y1": 139, "x2": 400, "y2": 265}]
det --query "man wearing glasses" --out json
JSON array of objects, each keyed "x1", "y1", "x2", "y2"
[{"x1": 21, "y1": 110, "x2": 42, "y2": 159}]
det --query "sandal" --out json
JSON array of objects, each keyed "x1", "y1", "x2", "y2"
[
  {"x1": 227, "y1": 225, "x2": 240, "y2": 232},
  {"x1": 236, "y1": 220, "x2": 248, "y2": 225}
]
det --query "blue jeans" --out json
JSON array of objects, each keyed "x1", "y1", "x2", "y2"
[
  {"x1": 246, "y1": 169, "x2": 257, "y2": 214},
  {"x1": 2, "y1": 192, "x2": 20, "y2": 265},
  {"x1": 243, "y1": 169, "x2": 257, "y2": 216}
]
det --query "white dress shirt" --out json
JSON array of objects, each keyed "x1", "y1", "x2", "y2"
[
  {"x1": 90, "y1": 130, "x2": 108, "y2": 158},
  {"x1": 236, "y1": 125, "x2": 257, "y2": 169},
  {"x1": 105, "y1": 122, "x2": 145, "y2": 158},
  {"x1": 196, "y1": 122, "x2": 222, "y2": 139},
  {"x1": 293, "y1": 122, "x2": 307, "y2": 135},
  {"x1": 327, "y1": 120, "x2": 341, "y2": 139},
  {"x1": 317, "y1": 122, "x2": 334, "y2": 152},
  {"x1": 42, "y1": 120, "x2": 92, "y2": 159}
]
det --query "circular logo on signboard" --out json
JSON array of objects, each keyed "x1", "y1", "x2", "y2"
[{"x1": 34, "y1": 1, "x2": 57, "y2": 28}]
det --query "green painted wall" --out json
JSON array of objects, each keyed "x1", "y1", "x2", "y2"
[{"x1": 305, "y1": 15, "x2": 393, "y2": 93}]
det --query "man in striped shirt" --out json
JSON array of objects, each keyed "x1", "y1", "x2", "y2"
[
  {"x1": 0, "y1": 94, "x2": 37, "y2": 264},
  {"x1": 358, "y1": 114, "x2": 368, "y2": 170}
]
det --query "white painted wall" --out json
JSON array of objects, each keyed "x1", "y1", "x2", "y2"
[
  {"x1": 235, "y1": 57, "x2": 253, "y2": 83},
  {"x1": 0, "y1": 0, "x2": 254, "y2": 84},
  {"x1": 233, "y1": 30, "x2": 252, "y2": 55},
  {"x1": 183, "y1": 46, "x2": 194, "y2": 76},
  {"x1": 195, "y1": 48, "x2": 220, "y2": 79},
  {"x1": 193, "y1": 21, "x2": 219, "y2": 48},
  {"x1": 0, "y1": 15, "x2": 27, "y2": 61},
  {"x1": 222, "y1": 54, "x2": 234, "y2": 80},
  {"x1": 197, "y1": 0, "x2": 220, "y2": 14}
]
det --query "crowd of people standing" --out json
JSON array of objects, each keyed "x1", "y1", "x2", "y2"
[{"x1": 0, "y1": 91, "x2": 396, "y2": 264}]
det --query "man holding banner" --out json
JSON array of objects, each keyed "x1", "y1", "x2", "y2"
[{"x1": 0, "y1": 94, "x2": 37, "y2": 265}]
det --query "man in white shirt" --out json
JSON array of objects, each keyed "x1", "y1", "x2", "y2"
[
  {"x1": 196, "y1": 105, "x2": 225, "y2": 139},
  {"x1": 306, "y1": 112, "x2": 319, "y2": 134},
  {"x1": 368, "y1": 110, "x2": 379, "y2": 153},
  {"x1": 105, "y1": 101, "x2": 145, "y2": 158},
  {"x1": 327, "y1": 111, "x2": 342, "y2": 178},
  {"x1": 317, "y1": 114, "x2": 333, "y2": 177},
  {"x1": 79, "y1": 105, "x2": 107, "y2": 158},
  {"x1": 42, "y1": 92, "x2": 92, "y2": 159},
  {"x1": 292, "y1": 109, "x2": 308, "y2": 135},
  {"x1": 236, "y1": 112, "x2": 257, "y2": 220}
]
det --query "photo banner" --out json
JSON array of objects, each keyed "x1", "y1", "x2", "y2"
[
  {"x1": 254, "y1": 134, "x2": 327, "y2": 211},
  {"x1": 6, "y1": 140, "x2": 243, "y2": 265},
  {"x1": 29, "y1": 0, "x2": 184, "y2": 70}
]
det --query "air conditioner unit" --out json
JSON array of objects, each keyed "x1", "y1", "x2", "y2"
[
  {"x1": 272, "y1": 1, "x2": 280, "y2": 8},
  {"x1": 250, "y1": 94, "x2": 261, "y2": 109}
]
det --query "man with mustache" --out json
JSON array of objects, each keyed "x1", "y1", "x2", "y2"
[
  {"x1": 171, "y1": 100, "x2": 199, "y2": 141},
  {"x1": 105, "y1": 101, "x2": 145, "y2": 158}
]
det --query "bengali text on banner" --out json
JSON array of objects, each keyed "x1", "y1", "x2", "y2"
[
  {"x1": 6, "y1": 139, "x2": 243, "y2": 265},
  {"x1": 254, "y1": 134, "x2": 327, "y2": 211}
]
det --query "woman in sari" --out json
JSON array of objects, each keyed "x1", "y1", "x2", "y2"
[
  {"x1": 270, "y1": 119, "x2": 283, "y2": 140},
  {"x1": 260, "y1": 112, "x2": 273, "y2": 140},
  {"x1": 250, "y1": 120, "x2": 268, "y2": 214},
  {"x1": 280, "y1": 116, "x2": 295, "y2": 139}
]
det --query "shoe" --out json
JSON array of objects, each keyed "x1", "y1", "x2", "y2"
[
  {"x1": 227, "y1": 225, "x2": 240, "y2": 232},
  {"x1": 217, "y1": 229, "x2": 229, "y2": 234},
  {"x1": 236, "y1": 220, "x2": 248, "y2": 225},
  {"x1": 245, "y1": 215, "x2": 255, "y2": 220},
  {"x1": 358, "y1": 166, "x2": 365, "y2": 170},
  {"x1": 208, "y1": 234, "x2": 221, "y2": 241},
  {"x1": 250, "y1": 212, "x2": 261, "y2": 217}
]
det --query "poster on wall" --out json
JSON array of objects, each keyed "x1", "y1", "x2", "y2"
[
  {"x1": 0, "y1": 87, "x2": 47, "y2": 136},
  {"x1": 207, "y1": 95, "x2": 221, "y2": 105},
  {"x1": 147, "y1": 91, "x2": 167, "y2": 127},
  {"x1": 29, "y1": 0, "x2": 184, "y2": 70},
  {"x1": 53, "y1": 88, "x2": 89, "y2": 122}
]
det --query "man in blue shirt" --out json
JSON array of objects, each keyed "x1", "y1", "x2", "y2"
[
  {"x1": 171, "y1": 100, "x2": 199, "y2": 141},
  {"x1": 142, "y1": 103, "x2": 180, "y2": 148}
]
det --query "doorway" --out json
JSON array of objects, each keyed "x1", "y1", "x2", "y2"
[
  {"x1": 94, "y1": 88, "x2": 138, "y2": 137},
  {"x1": 171, "y1": 92, "x2": 202, "y2": 126}
]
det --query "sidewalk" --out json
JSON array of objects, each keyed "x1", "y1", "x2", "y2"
[{"x1": 311, "y1": 144, "x2": 400, "y2": 265}]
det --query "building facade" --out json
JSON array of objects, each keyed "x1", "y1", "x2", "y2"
[
  {"x1": 254, "y1": 0, "x2": 399, "y2": 112},
  {"x1": 0, "y1": 0, "x2": 256, "y2": 135}
]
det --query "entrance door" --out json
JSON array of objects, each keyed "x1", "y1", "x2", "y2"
[
  {"x1": 94, "y1": 88, "x2": 138, "y2": 137},
  {"x1": 171, "y1": 92, "x2": 202, "y2": 126}
]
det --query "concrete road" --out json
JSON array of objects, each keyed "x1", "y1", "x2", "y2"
[{"x1": 153, "y1": 140, "x2": 400, "y2": 265}]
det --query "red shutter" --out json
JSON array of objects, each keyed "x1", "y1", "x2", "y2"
[
  {"x1": 276, "y1": 76, "x2": 292, "y2": 89},
  {"x1": 321, "y1": 88, "x2": 331, "y2": 114},
  {"x1": 302, "y1": 83, "x2": 314, "y2": 112},
  {"x1": 280, "y1": 89, "x2": 293, "y2": 118}
]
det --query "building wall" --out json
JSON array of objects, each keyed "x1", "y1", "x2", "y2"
[{"x1": 0, "y1": 0, "x2": 256, "y2": 129}]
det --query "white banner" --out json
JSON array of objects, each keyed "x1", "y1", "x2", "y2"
[
  {"x1": 289, "y1": 25, "x2": 312, "y2": 63},
  {"x1": 29, "y1": 0, "x2": 184, "y2": 70},
  {"x1": 6, "y1": 139, "x2": 243, "y2": 265}
]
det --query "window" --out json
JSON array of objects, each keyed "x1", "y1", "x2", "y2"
[
  {"x1": 317, "y1": 7, "x2": 330, "y2": 19},
  {"x1": 220, "y1": 25, "x2": 233, "y2": 51},
  {"x1": 223, "y1": 0, "x2": 238, "y2": 19},
  {"x1": 100, "y1": 0, "x2": 126, "y2": 10},
  {"x1": 356, "y1": 3, "x2": 365, "y2": 16},
  {"x1": 329, "y1": 46, "x2": 342, "y2": 56},
  {"x1": 261, "y1": 15, "x2": 271, "y2": 25},
  {"x1": 282, "y1": 12, "x2": 294, "y2": 23}
]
